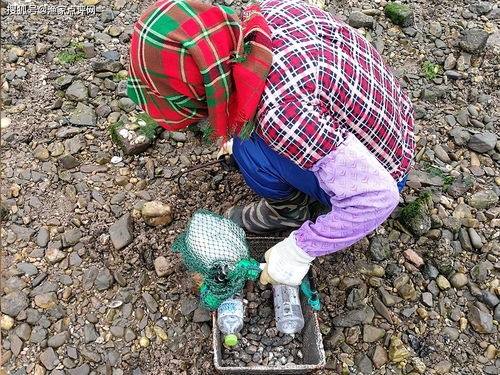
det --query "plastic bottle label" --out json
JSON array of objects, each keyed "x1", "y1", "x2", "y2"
[{"x1": 217, "y1": 299, "x2": 243, "y2": 319}]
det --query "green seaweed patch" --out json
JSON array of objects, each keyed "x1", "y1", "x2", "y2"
[
  {"x1": 398, "y1": 192, "x2": 431, "y2": 234},
  {"x1": 109, "y1": 120, "x2": 124, "y2": 147},
  {"x1": 58, "y1": 42, "x2": 85, "y2": 63},
  {"x1": 135, "y1": 112, "x2": 159, "y2": 142},
  {"x1": 422, "y1": 61, "x2": 440, "y2": 80}
]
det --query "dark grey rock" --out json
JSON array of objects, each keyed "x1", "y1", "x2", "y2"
[
  {"x1": 460, "y1": 29, "x2": 490, "y2": 53},
  {"x1": 458, "y1": 228, "x2": 473, "y2": 251},
  {"x1": 180, "y1": 297, "x2": 198, "y2": 316},
  {"x1": 95, "y1": 268, "x2": 114, "y2": 291},
  {"x1": 15, "y1": 323, "x2": 32, "y2": 341},
  {"x1": 468, "y1": 190, "x2": 499, "y2": 210},
  {"x1": 40, "y1": 347, "x2": 59, "y2": 370},
  {"x1": 83, "y1": 323, "x2": 99, "y2": 344},
  {"x1": 59, "y1": 155, "x2": 80, "y2": 170},
  {"x1": 480, "y1": 290, "x2": 500, "y2": 308},
  {"x1": 36, "y1": 228, "x2": 50, "y2": 247},
  {"x1": 422, "y1": 263, "x2": 439, "y2": 280},
  {"x1": 102, "y1": 50, "x2": 120, "y2": 60},
  {"x1": 449, "y1": 126, "x2": 470, "y2": 146},
  {"x1": 1, "y1": 290, "x2": 29, "y2": 317},
  {"x1": 92, "y1": 60, "x2": 123, "y2": 73},
  {"x1": 369, "y1": 237, "x2": 389, "y2": 261},
  {"x1": 10, "y1": 224, "x2": 35, "y2": 242},
  {"x1": 469, "y1": 2, "x2": 493, "y2": 15},
  {"x1": 17, "y1": 262, "x2": 38, "y2": 276},
  {"x1": 332, "y1": 306, "x2": 374, "y2": 327},
  {"x1": 4, "y1": 276, "x2": 27, "y2": 292},
  {"x1": 54, "y1": 75, "x2": 74, "y2": 89},
  {"x1": 193, "y1": 307, "x2": 211, "y2": 323},
  {"x1": 109, "y1": 213, "x2": 134, "y2": 250},
  {"x1": 63, "y1": 228, "x2": 82, "y2": 247},
  {"x1": 69, "y1": 103, "x2": 96, "y2": 127},
  {"x1": 355, "y1": 353, "x2": 373, "y2": 374},
  {"x1": 118, "y1": 97, "x2": 137, "y2": 112},
  {"x1": 142, "y1": 292, "x2": 158, "y2": 313},
  {"x1": 66, "y1": 81, "x2": 88, "y2": 101},
  {"x1": 468, "y1": 132, "x2": 498, "y2": 153},
  {"x1": 30, "y1": 326, "x2": 47, "y2": 343},
  {"x1": 348, "y1": 11, "x2": 374, "y2": 29},
  {"x1": 48, "y1": 332, "x2": 68, "y2": 348},
  {"x1": 468, "y1": 305, "x2": 495, "y2": 333},
  {"x1": 66, "y1": 364, "x2": 90, "y2": 375}
]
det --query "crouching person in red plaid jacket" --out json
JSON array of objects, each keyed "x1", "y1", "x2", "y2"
[{"x1": 127, "y1": 0, "x2": 415, "y2": 286}]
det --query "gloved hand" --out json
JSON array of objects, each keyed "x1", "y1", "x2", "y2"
[
  {"x1": 259, "y1": 231, "x2": 315, "y2": 286},
  {"x1": 216, "y1": 138, "x2": 234, "y2": 159}
]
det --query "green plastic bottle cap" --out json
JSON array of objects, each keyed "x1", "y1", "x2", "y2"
[{"x1": 224, "y1": 334, "x2": 238, "y2": 346}]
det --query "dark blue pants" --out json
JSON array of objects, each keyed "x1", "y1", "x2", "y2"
[{"x1": 232, "y1": 133, "x2": 406, "y2": 206}]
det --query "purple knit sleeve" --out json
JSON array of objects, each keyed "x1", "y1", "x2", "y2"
[{"x1": 294, "y1": 133, "x2": 400, "y2": 257}]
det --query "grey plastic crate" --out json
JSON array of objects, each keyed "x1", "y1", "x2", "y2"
[{"x1": 212, "y1": 237, "x2": 326, "y2": 374}]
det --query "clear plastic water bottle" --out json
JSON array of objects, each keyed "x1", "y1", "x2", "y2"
[
  {"x1": 217, "y1": 293, "x2": 244, "y2": 346},
  {"x1": 273, "y1": 284, "x2": 304, "y2": 334}
]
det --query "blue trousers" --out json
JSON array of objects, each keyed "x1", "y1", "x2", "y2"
[{"x1": 232, "y1": 133, "x2": 406, "y2": 206}]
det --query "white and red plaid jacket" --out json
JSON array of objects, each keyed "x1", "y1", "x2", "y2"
[{"x1": 254, "y1": 0, "x2": 415, "y2": 183}]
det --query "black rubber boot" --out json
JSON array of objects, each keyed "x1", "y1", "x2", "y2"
[{"x1": 225, "y1": 191, "x2": 314, "y2": 234}]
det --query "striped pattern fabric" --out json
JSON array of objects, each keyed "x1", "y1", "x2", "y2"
[
  {"x1": 127, "y1": 0, "x2": 273, "y2": 140},
  {"x1": 255, "y1": 0, "x2": 414, "y2": 182}
]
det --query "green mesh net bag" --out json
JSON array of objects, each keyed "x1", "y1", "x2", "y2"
[{"x1": 172, "y1": 210, "x2": 261, "y2": 310}]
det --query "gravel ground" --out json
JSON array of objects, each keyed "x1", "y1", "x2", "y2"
[{"x1": 1, "y1": 0, "x2": 499, "y2": 374}]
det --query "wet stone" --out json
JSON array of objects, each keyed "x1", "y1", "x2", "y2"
[
  {"x1": 109, "y1": 213, "x2": 134, "y2": 250},
  {"x1": 468, "y1": 132, "x2": 498, "y2": 153},
  {"x1": 368, "y1": 237, "x2": 389, "y2": 260},
  {"x1": 142, "y1": 292, "x2": 158, "y2": 313},
  {"x1": 36, "y1": 228, "x2": 49, "y2": 247},
  {"x1": 348, "y1": 11, "x2": 374, "y2": 29},
  {"x1": 66, "y1": 81, "x2": 88, "y2": 101},
  {"x1": 95, "y1": 268, "x2": 114, "y2": 291},
  {"x1": 468, "y1": 190, "x2": 499, "y2": 210},
  {"x1": 193, "y1": 307, "x2": 211, "y2": 323},
  {"x1": 450, "y1": 272, "x2": 468, "y2": 288},
  {"x1": 332, "y1": 306, "x2": 374, "y2": 327},
  {"x1": 47, "y1": 332, "x2": 68, "y2": 348},
  {"x1": 460, "y1": 29, "x2": 490, "y2": 53},
  {"x1": 40, "y1": 347, "x2": 59, "y2": 370},
  {"x1": 69, "y1": 103, "x2": 97, "y2": 127},
  {"x1": 1, "y1": 290, "x2": 29, "y2": 317},
  {"x1": 17, "y1": 262, "x2": 38, "y2": 276},
  {"x1": 66, "y1": 364, "x2": 90, "y2": 375},
  {"x1": 468, "y1": 306, "x2": 495, "y2": 334}
]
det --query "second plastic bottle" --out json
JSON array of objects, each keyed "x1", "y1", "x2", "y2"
[
  {"x1": 217, "y1": 293, "x2": 244, "y2": 346},
  {"x1": 273, "y1": 284, "x2": 304, "y2": 334}
]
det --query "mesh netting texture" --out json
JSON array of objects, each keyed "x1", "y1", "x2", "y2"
[{"x1": 172, "y1": 210, "x2": 260, "y2": 310}]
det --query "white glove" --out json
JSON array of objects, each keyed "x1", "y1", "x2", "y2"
[
  {"x1": 216, "y1": 138, "x2": 234, "y2": 159},
  {"x1": 259, "y1": 231, "x2": 315, "y2": 286}
]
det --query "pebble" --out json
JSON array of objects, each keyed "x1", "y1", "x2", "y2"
[
  {"x1": 141, "y1": 201, "x2": 174, "y2": 226},
  {"x1": 1, "y1": 291, "x2": 29, "y2": 317},
  {"x1": 109, "y1": 213, "x2": 134, "y2": 250},
  {"x1": 468, "y1": 306, "x2": 495, "y2": 334},
  {"x1": 450, "y1": 272, "x2": 468, "y2": 288},
  {"x1": 436, "y1": 275, "x2": 451, "y2": 290},
  {"x1": 154, "y1": 256, "x2": 174, "y2": 277}
]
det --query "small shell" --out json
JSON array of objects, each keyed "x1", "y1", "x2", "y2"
[
  {"x1": 136, "y1": 135, "x2": 147, "y2": 143},
  {"x1": 138, "y1": 120, "x2": 147, "y2": 126},
  {"x1": 107, "y1": 300, "x2": 123, "y2": 308},
  {"x1": 110, "y1": 156, "x2": 122, "y2": 164},
  {"x1": 119, "y1": 128, "x2": 129, "y2": 138}
]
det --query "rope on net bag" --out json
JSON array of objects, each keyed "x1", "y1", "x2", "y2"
[{"x1": 172, "y1": 210, "x2": 261, "y2": 310}]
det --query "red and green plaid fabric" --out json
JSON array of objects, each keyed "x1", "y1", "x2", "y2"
[{"x1": 127, "y1": 0, "x2": 273, "y2": 140}]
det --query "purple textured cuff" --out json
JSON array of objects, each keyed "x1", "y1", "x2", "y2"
[{"x1": 295, "y1": 133, "x2": 399, "y2": 257}]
